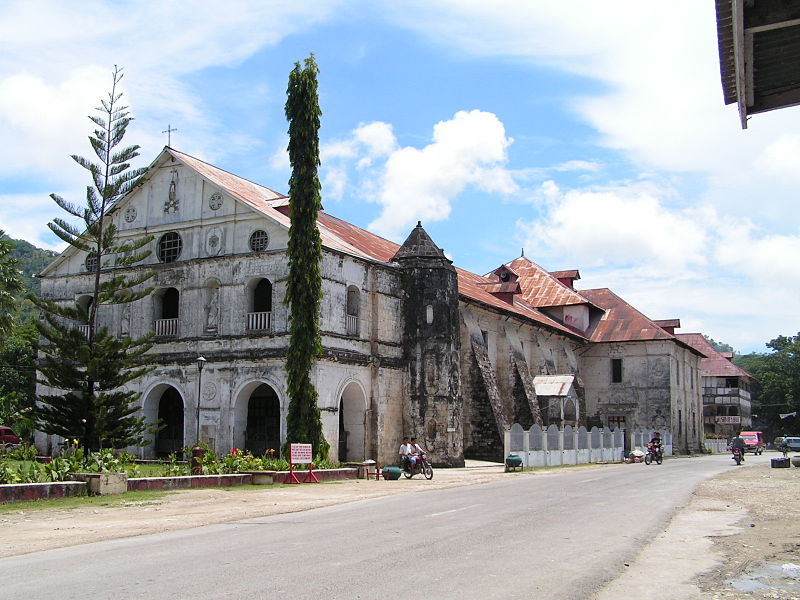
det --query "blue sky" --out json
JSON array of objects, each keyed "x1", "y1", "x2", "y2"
[{"x1": 1, "y1": 1, "x2": 798, "y2": 353}]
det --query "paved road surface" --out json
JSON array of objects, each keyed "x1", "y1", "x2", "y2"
[{"x1": 1, "y1": 454, "x2": 736, "y2": 599}]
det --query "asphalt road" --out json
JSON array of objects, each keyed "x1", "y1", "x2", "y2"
[{"x1": 1, "y1": 454, "x2": 736, "y2": 600}]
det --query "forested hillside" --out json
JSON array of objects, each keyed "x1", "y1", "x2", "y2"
[{"x1": 1, "y1": 234, "x2": 58, "y2": 323}]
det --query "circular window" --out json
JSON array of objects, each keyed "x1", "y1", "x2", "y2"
[
  {"x1": 249, "y1": 230, "x2": 270, "y2": 252},
  {"x1": 85, "y1": 252, "x2": 98, "y2": 272},
  {"x1": 157, "y1": 232, "x2": 183, "y2": 263}
]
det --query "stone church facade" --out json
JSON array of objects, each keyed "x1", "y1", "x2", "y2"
[{"x1": 35, "y1": 148, "x2": 706, "y2": 465}]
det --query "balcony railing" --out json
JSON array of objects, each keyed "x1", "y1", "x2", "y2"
[
  {"x1": 77, "y1": 324, "x2": 90, "y2": 338},
  {"x1": 346, "y1": 314, "x2": 359, "y2": 336},
  {"x1": 154, "y1": 318, "x2": 179, "y2": 337},
  {"x1": 247, "y1": 311, "x2": 272, "y2": 332}
]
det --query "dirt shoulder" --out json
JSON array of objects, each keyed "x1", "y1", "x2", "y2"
[{"x1": 596, "y1": 454, "x2": 800, "y2": 599}]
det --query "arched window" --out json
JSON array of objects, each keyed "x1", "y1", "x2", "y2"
[
  {"x1": 75, "y1": 295, "x2": 93, "y2": 337},
  {"x1": 155, "y1": 287, "x2": 180, "y2": 337},
  {"x1": 346, "y1": 286, "x2": 359, "y2": 336},
  {"x1": 247, "y1": 279, "x2": 272, "y2": 332}
]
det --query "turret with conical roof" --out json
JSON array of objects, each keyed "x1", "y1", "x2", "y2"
[{"x1": 393, "y1": 222, "x2": 463, "y2": 467}]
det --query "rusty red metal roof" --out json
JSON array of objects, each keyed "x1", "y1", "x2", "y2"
[
  {"x1": 169, "y1": 148, "x2": 287, "y2": 208},
  {"x1": 676, "y1": 333, "x2": 755, "y2": 380},
  {"x1": 581, "y1": 288, "x2": 688, "y2": 345},
  {"x1": 505, "y1": 257, "x2": 592, "y2": 308}
]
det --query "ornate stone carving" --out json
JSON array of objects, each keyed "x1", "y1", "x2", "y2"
[
  {"x1": 124, "y1": 206, "x2": 137, "y2": 223},
  {"x1": 202, "y1": 382, "x2": 217, "y2": 401},
  {"x1": 209, "y1": 192, "x2": 223, "y2": 210},
  {"x1": 206, "y1": 227, "x2": 224, "y2": 256}
]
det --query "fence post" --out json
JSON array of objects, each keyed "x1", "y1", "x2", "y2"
[
  {"x1": 523, "y1": 425, "x2": 530, "y2": 467},
  {"x1": 504, "y1": 427, "x2": 510, "y2": 459}
]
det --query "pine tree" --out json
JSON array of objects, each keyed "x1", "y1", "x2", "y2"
[
  {"x1": 32, "y1": 66, "x2": 156, "y2": 451},
  {"x1": 0, "y1": 231, "x2": 25, "y2": 337},
  {"x1": 283, "y1": 55, "x2": 328, "y2": 458}
]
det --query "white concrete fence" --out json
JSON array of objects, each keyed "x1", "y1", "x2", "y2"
[
  {"x1": 703, "y1": 438, "x2": 728, "y2": 453},
  {"x1": 503, "y1": 423, "x2": 674, "y2": 467}
]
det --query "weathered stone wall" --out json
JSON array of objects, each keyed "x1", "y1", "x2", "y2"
[
  {"x1": 458, "y1": 303, "x2": 584, "y2": 460},
  {"x1": 36, "y1": 162, "x2": 407, "y2": 463},
  {"x1": 580, "y1": 340, "x2": 703, "y2": 453}
]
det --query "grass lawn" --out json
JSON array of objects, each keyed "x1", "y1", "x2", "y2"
[{"x1": 0, "y1": 489, "x2": 175, "y2": 514}]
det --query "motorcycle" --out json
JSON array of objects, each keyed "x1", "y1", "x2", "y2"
[
  {"x1": 731, "y1": 447, "x2": 744, "y2": 465},
  {"x1": 403, "y1": 452, "x2": 434, "y2": 480},
  {"x1": 644, "y1": 443, "x2": 663, "y2": 465}
]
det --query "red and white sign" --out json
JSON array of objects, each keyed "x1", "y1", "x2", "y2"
[{"x1": 290, "y1": 443, "x2": 313, "y2": 464}]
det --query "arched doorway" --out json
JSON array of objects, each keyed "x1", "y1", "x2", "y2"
[
  {"x1": 245, "y1": 384, "x2": 280, "y2": 455},
  {"x1": 338, "y1": 382, "x2": 366, "y2": 462},
  {"x1": 155, "y1": 387, "x2": 184, "y2": 457}
]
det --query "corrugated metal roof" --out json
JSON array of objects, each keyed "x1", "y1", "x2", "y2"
[
  {"x1": 505, "y1": 256, "x2": 593, "y2": 308},
  {"x1": 532, "y1": 375, "x2": 576, "y2": 397},
  {"x1": 715, "y1": 0, "x2": 800, "y2": 128},
  {"x1": 675, "y1": 333, "x2": 755, "y2": 380},
  {"x1": 581, "y1": 288, "x2": 680, "y2": 344}
]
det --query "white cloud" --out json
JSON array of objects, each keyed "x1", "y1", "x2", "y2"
[
  {"x1": 367, "y1": 110, "x2": 516, "y2": 239},
  {"x1": 517, "y1": 179, "x2": 800, "y2": 352},
  {"x1": 520, "y1": 181, "x2": 708, "y2": 272},
  {"x1": 385, "y1": 1, "x2": 800, "y2": 231}
]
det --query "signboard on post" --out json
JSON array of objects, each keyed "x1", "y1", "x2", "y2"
[
  {"x1": 287, "y1": 443, "x2": 319, "y2": 484},
  {"x1": 290, "y1": 443, "x2": 313, "y2": 464}
]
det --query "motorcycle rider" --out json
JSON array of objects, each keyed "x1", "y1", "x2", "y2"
[
  {"x1": 408, "y1": 437, "x2": 427, "y2": 470},
  {"x1": 731, "y1": 433, "x2": 747, "y2": 461},
  {"x1": 647, "y1": 431, "x2": 663, "y2": 457},
  {"x1": 399, "y1": 436, "x2": 413, "y2": 471}
]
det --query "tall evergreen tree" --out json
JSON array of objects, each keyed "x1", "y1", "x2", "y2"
[
  {"x1": 32, "y1": 66, "x2": 156, "y2": 451},
  {"x1": 0, "y1": 230, "x2": 25, "y2": 337},
  {"x1": 283, "y1": 54, "x2": 328, "y2": 458}
]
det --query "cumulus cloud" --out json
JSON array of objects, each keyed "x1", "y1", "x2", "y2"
[
  {"x1": 367, "y1": 110, "x2": 516, "y2": 239},
  {"x1": 520, "y1": 181, "x2": 708, "y2": 272},
  {"x1": 517, "y1": 179, "x2": 800, "y2": 351}
]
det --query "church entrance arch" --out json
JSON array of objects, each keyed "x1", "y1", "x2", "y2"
[
  {"x1": 233, "y1": 383, "x2": 281, "y2": 455},
  {"x1": 142, "y1": 385, "x2": 185, "y2": 458},
  {"x1": 338, "y1": 381, "x2": 366, "y2": 462}
]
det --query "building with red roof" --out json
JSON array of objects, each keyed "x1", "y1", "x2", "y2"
[
  {"x1": 676, "y1": 333, "x2": 755, "y2": 436},
  {"x1": 35, "y1": 148, "x2": 707, "y2": 463}
]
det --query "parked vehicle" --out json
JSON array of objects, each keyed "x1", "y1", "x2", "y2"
[
  {"x1": 403, "y1": 452, "x2": 434, "y2": 479},
  {"x1": 731, "y1": 447, "x2": 744, "y2": 465},
  {"x1": 0, "y1": 426, "x2": 21, "y2": 445},
  {"x1": 644, "y1": 442, "x2": 663, "y2": 465},
  {"x1": 739, "y1": 431, "x2": 765, "y2": 454},
  {"x1": 782, "y1": 437, "x2": 800, "y2": 452}
]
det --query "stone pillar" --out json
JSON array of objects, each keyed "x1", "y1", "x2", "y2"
[{"x1": 393, "y1": 222, "x2": 464, "y2": 467}]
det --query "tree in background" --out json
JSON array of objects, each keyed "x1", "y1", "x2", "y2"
[
  {"x1": 32, "y1": 66, "x2": 156, "y2": 452},
  {"x1": 736, "y1": 333, "x2": 800, "y2": 437},
  {"x1": 283, "y1": 55, "x2": 328, "y2": 458},
  {"x1": 0, "y1": 323, "x2": 37, "y2": 438},
  {"x1": 0, "y1": 230, "x2": 25, "y2": 337},
  {"x1": 704, "y1": 334, "x2": 734, "y2": 354}
]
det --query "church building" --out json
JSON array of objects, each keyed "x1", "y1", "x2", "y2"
[{"x1": 35, "y1": 147, "x2": 706, "y2": 465}]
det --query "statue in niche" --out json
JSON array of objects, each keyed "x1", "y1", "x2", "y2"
[
  {"x1": 164, "y1": 168, "x2": 179, "y2": 213},
  {"x1": 120, "y1": 303, "x2": 131, "y2": 337},
  {"x1": 205, "y1": 286, "x2": 219, "y2": 331}
]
